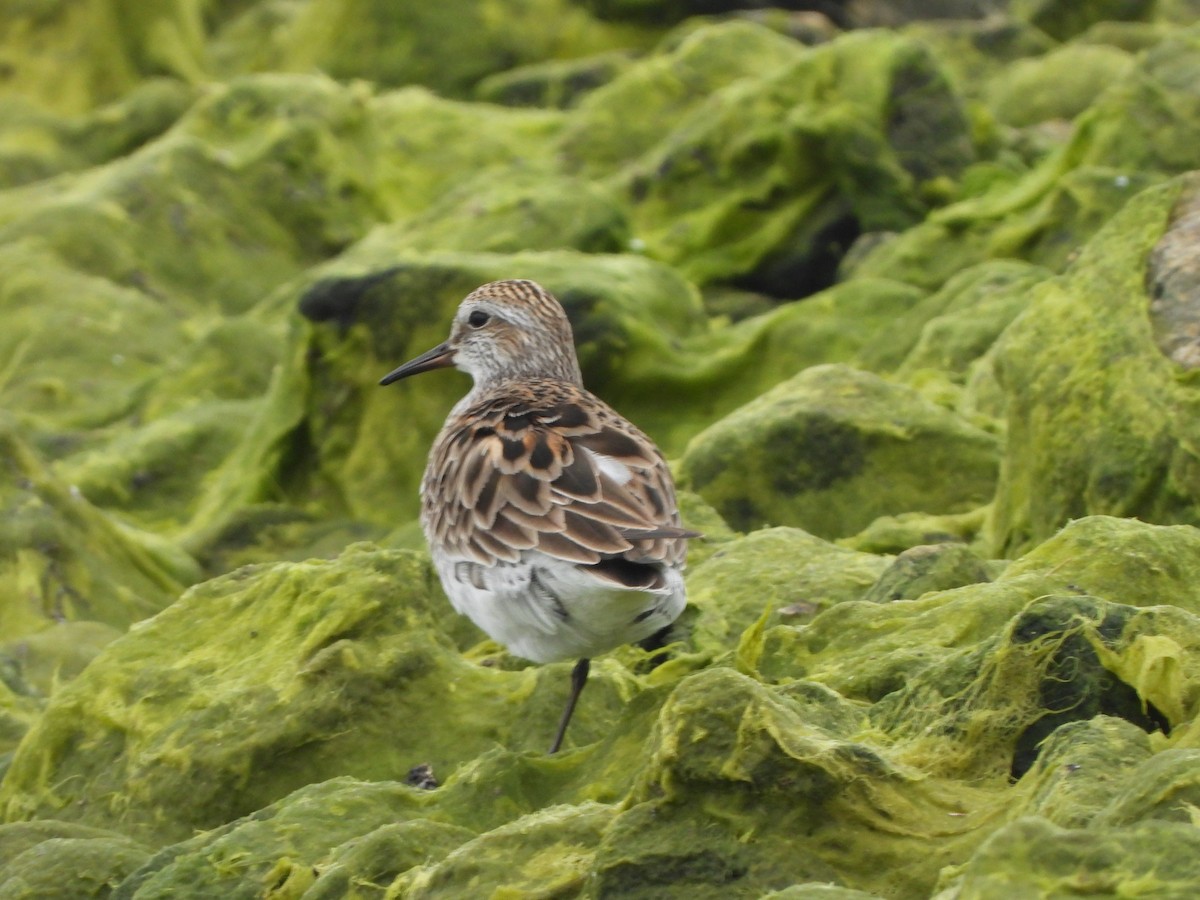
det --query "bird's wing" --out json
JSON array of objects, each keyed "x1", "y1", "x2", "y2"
[{"x1": 424, "y1": 383, "x2": 696, "y2": 578}]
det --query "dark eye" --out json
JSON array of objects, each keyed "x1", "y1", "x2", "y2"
[{"x1": 467, "y1": 310, "x2": 490, "y2": 328}]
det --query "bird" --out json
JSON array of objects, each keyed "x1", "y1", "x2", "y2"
[{"x1": 379, "y1": 279, "x2": 697, "y2": 753}]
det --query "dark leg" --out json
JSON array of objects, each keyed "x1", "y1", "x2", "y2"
[{"x1": 548, "y1": 658, "x2": 590, "y2": 754}]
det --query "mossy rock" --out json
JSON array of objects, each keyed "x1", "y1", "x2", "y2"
[
  {"x1": 984, "y1": 43, "x2": 1135, "y2": 128},
  {"x1": 0, "y1": 821, "x2": 151, "y2": 899},
  {"x1": 0, "y1": 424, "x2": 199, "y2": 641},
  {"x1": 0, "y1": 546, "x2": 648, "y2": 844},
  {"x1": 934, "y1": 816, "x2": 1200, "y2": 898},
  {"x1": 264, "y1": 0, "x2": 656, "y2": 99},
  {"x1": 582, "y1": 25, "x2": 973, "y2": 289},
  {"x1": 678, "y1": 363, "x2": 999, "y2": 538},
  {"x1": 855, "y1": 259, "x2": 1050, "y2": 378},
  {"x1": 0, "y1": 80, "x2": 195, "y2": 188},
  {"x1": 988, "y1": 174, "x2": 1200, "y2": 555}
]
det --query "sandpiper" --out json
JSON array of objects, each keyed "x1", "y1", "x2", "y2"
[{"x1": 380, "y1": 279, "x2": 695, "y2": 753}]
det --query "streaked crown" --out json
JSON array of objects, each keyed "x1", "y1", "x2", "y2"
[{"x1": 448, "y1": 280, "x2": 584, "y2": 387}]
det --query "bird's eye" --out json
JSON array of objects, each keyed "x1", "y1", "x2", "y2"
[{"x1": 467, "y1": 310, "x2": 490, "y2": 328}]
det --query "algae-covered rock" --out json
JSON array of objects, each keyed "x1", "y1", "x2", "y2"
[
  {"x1": 686, "y1": 527, "x2": 890, "y2": 649},
  {"x1": 934, "y1": 816, "x2": 1200, "y2": 899},
  {"x1": 839, "y1": 507, "x2": 990, "y2": 555},
  {"x1": 989, "y1": 175, "x2": 1200, "y2": 555},
  {"x1": 861, "y1": 543, "x2": 992, "y2": 604},
  {"x1": 984, "y1": 42, "x2": 1135, "y2": 127},
  {"x1": 856, "y1": 259, "x2": 1050, "y2": 378},
  {"x1": 108, "y1": 778, "x2": 473, "y2": 899},
  {"x1": 0, "y1": 80, "x2": 195, "y2": 188},
  {"x1": 592, "y1": 667, "x2": 995, "y2": 899},
  {"x1": 0, "y1": 2, "x2": 206, "y2": 115},
  {"x1": 848, "y1": 26, "x2": 1200, "y2": 292},
  {"x1": 0, "y1": 424, "x2": 199, "y2": 640},
  {"x1": 475, "y1": 51, "x2": 635, "y2": 109},
  {"x1": 679, "y1": 364, "x2": 999, "y2": 537},
  {"x1": 572, "y1": 24, "x2": 974, "y2": 289},
  {"x1": 0, "y1": 545, "x2": 643, "y2": 843},
  {"x1": 9, "y1": 5, "x2": 1200, "y2": 900},
  {"x1": 265, "y1": 0, "x2": 654, "y2": 99}
]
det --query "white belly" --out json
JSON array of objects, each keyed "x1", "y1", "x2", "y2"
[{"x1": 431, "y1": 549, "x2": 686, "y2": 664}]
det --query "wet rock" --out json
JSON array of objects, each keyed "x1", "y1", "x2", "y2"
[
  {"x1": 935, "y1": 816, "x2": 1200, "y2": 898},
  {"x1": 475, "y1": 51, "x2": 634, "y2": 109},
  {"x1": 679, "y1": 364, "x2": 999, "y2": 538},
  {"x1": 862, "y1": 544, "x2": 992, "y2": 604},
  {"x1": 0, "y1": 546, "x2": 641, "y2": 842},
  {"x1": 989, "y1": 174, "x2": 1200, "y2": 555},
  {"x1": 1148, "y1": 185, "x2": 1200, "y2": 369},
  {"x1": 0, "y1": 821, "x2": 150, "y2": 899}
]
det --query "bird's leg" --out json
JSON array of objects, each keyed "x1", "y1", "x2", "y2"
[{"x1": 548, "y1": 658, "x2": 590, "y2": 754}]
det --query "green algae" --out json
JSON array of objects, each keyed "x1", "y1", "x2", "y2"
[
  {"x1": 934, "y1": 817, "x2": 1200, "y2": 898},
  {"x1": 860, "y1": 543, "x2": 992, "y2": 605},
  {"x1": 559, "y1": 21, "x2": 805, "y2": 178},
  {"x1": 0, "y1": 545, "x2": 648, "y2": 844},
  {"x1": 679, "y1": 364, "x2": 999, "y2": 538},
  {"x1": 856, "y1": 259, "x2": 1050, "y2": 379},
  {"x1": 984, "y1": 43, "x2": 1135, "y2": 128},
  {"x1": 598, "y1": 667, "x2": 1001, "y2": 899},
  {"x1": 0, "y1": 424, "x2": 199, "y2": 639},
  {"x1": 268, "y1": 0, "x2": 654, "y2": 99},
  {"x1": 606, "y1": 27, "x2": 973, "y2": 287},
  {"x1": 839, "y1": 507, "x2": 991, "y2": 556},
  {"x1": 686, "y1": 527, "x2": 890, "y2": 649},
  {"x1": 0, "y1": 79, "x2": 195, "y2": 189},
  {"x1": 0, "y1": 2, "x2": 206, "y2": 115},
  {"x1": 6, "y1": 7, "x2": 1200, "y2": 900},
  {"x1": 988, "y1": 175, "x2": 1200, "y2": 555},
  {"x1": 475, "y1": 51, "x2": 634, "y2": 109},
  {"x1": 848, "y1": 26, "x2": 1200, "y2": 292}
]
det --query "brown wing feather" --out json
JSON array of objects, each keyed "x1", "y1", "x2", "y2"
[{"x1": 422, "y1": 381, "x2": 693, "y2": 568}]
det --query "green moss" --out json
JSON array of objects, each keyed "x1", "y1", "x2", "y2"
[
  {"x1": 268, "y1": 0, "x2": 655, "y2": 99},
  {"x1": 935, "y1": 817, "x2": 1200, "y2": 898},
  {"x1": 0, "y1": 546, "x2": 651, "y2": 843},
  {"x1": 987, "y1": 176, "x2": 1200, "y2": 555},
  {"x1": 686, "y1": 527, "x2": 890, "y2": 652},
  {"x1": 595, "y1": 27, "x2": 973, "y2": 286},
  {"x1": 0, "y1": 424, "x2": 199, "y2": 640},
  {"x1": 984, "y1": 43, "x2": 1135, "y2": 128},
  {"x1": 0, "y1": 1, "x2": 205, "y2": 114},
  {"x1": 679, "y1": 364, "x2": 999, "y2": 538},
  {"x1": 856, "y1": 260, "x2": 1050, "y2": 377}
]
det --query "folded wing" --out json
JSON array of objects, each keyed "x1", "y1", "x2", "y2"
[{"x1": 423, "y1": 381, "x2": 696, "y2": 576}]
